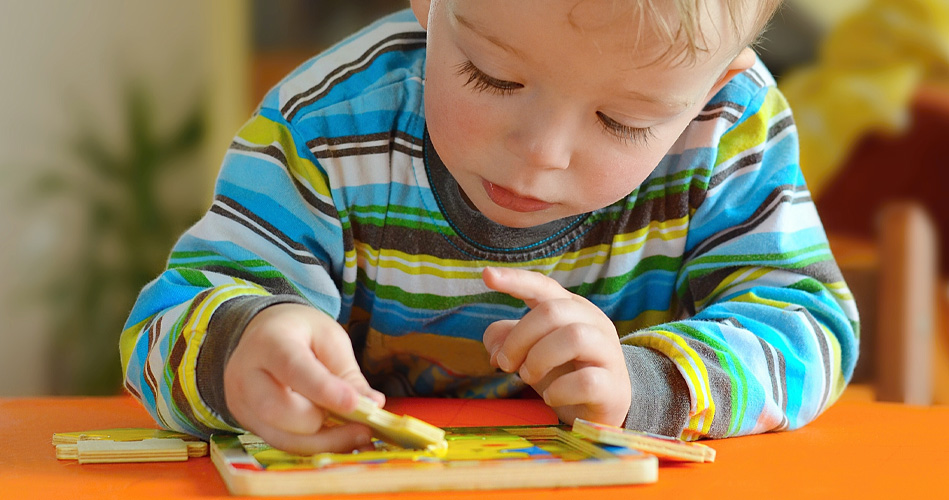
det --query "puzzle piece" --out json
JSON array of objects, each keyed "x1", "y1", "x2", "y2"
[
  {"x1": 331, "y1": 395, "x2": 447, "y2": 454},
  {"x1": 572, "y1": 418, "x2": 715, "y2": 463},
  {"x1": 53, "y1": 428, "x2": 208, "y2": 464}
]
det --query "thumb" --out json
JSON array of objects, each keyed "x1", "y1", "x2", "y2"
[{"x1": 483, "y1": 319, "x2": 517, "y2": 367}]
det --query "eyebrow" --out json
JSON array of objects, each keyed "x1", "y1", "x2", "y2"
[
  {"x1": 624, "y1": 89, "x2": 695, "y2": 111},
  {"x1": 451, "y1": 12, "x2": 525, "y2": 59}
]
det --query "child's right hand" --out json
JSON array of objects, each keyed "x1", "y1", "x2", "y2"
[{"x1": 223, "y1": 303, "x2": 385, "y2": 455}]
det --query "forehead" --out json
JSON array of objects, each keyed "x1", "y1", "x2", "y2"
[
  {"x1": 444, "y1": 0, "x2": 743, "y2": 70},
  {"x1": 565, "y1": 0, "x2": 639, "y2": 33}
]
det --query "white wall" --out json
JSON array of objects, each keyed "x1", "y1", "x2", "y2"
[{"x1": 0, "y1": 0, "x2": 249, "y2": 395}]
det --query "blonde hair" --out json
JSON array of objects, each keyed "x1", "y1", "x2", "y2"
[{"x1": 571, "y1": 0, "x2": 785, "y2": 65}]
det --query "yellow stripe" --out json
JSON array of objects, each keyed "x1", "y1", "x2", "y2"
[
  {"x1": 119, "y1": 316, "x2": 152, "y2": 377},
  {"x1": 355, "y1": 244, "x2": 483, "y2": 279},
  {"x1": 614, "y1": 309, "x2": 675, "y2": 335},
  {"x1": 236, "y1": 115, "x2": 332, "y2": 199},
  {"x1": 352, "y1": 217, "x2": 690, "y2": 278},
  {"x1": 826, "y1": 327, "x2": 846, "y2": 407},
  {"x1": 695, "y1": 267, "x2": 772, "y2": 310},
  {"x1": 730, "y1": 290, "x2": 791, "y2": 310},
  {"x1": 178, "y1": 283, "x2": 271, "y2": 429},
  {"x1": 825, "y1": 280, "x2": 855, "y2": 302},
  {"x1": 624, "y1": 331, "x2": 715, "y2": 436},
  {"x1": 343, "y1": 248, "x2": 357, "y2": 270},
  {"x1": 715, "y1": 88, "x2": 789, "y2": 168},
  {"x1": 610, "y1": 216, "x2": 689, "y2": 245}
]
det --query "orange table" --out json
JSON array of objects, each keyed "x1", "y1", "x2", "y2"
[{"x1": 2, "y1": 396, "x2": 946, "y2": 499}]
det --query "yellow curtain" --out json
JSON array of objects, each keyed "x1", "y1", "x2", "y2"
[{"x1": 779, "y1": 0, "x2": 949, "y2": 198}]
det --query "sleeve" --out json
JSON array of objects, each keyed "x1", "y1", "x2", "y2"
[
  {"x1": 119, "y1": 108, "x2": 350, "y2": 438},
  {"x1": 619, "y1": 85, "x2": 860, "y2": 440}
]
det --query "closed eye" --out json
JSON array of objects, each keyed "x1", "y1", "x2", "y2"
[
  {"x1": 456, "y1": 60, "x2": 523, "y2": 96},
  {"x1": 596, "y1": 112, "x2": 654, "y2": 145}
]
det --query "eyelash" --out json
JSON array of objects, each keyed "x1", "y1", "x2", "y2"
[
  {"x1": 456, "y1": 60, "x2": 654, "y2": 145},
  {"x1": 455, "y1": 60, "x2": 522, "y2": 96},
  {"x1": 596, "y1": 112, "x2": 655, "y2": 146}
]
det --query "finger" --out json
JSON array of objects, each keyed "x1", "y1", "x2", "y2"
[
  {"x1": 492, "y1": 298, "x2": 582, "y2": 373},
  {"x1": 482, "y1": 267, "x2": 573, "y2": 309},
  {"x1": 305, "y1": 318, "x2": 389, "y2": 409},
  {"x1": 524, "y1": 362, "x2": 573, "y2": 402},
  {"x1": 263, "y1": 339, "x2": 360, "y2": 416},
  {"x1": 256, "y1": 421, "x2": 374, "y2": 456},
  {"x1": 235, "y1": 372, "x2": 325, "y2": 434},
  {"x1": 542, "y1": 366, "x2": 613, "y2": 409},
  {"x1": 360, "y1": 386, "x2": 387, "y2": 407},
  {"x1": 339, "y1": 369, "x2": 386, "y2": 407},
  {"x1": 483, "y1": 319, "x2": 517, "y2": 366},
  {"x1": 308, "y1": 320, "x2": 365, "y2": 380},
  {"x1": 518, "y1": 322, "x2": 618, "y2": 385}
]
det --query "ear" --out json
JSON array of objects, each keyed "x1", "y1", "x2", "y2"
[
  {"x1": 704, "y1": 46, "x2": 757, "y2": 101},
  {"x1": 410, "y1": 0, "x2": 433, "y2": 30}
]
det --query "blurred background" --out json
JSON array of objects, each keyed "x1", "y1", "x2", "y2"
[{"x1": 0, "y1": 0, "x2": 946, "y2": 402}]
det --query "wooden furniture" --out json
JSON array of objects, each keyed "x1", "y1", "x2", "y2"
[
  {"x1": 875, "y1": 204, "x2": 940, "y2": 403},
  {"x1": 831, "y1": 203, "x2": 943, "y2": 405},
  {"x1": 820, "y1": 84, "x2": 949, "y2": 405},
  {"x1": 2, "y1": 396, "x2": 947, "y2": 499}
]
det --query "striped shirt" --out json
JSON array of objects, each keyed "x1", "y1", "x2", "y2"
[{"x1": 120, "y1": 10, "x2": 859, "y2": 441}]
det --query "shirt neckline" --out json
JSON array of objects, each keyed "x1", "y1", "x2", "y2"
[{"x1": 423, "y1": 128, "x2": 591, "y2": 258}]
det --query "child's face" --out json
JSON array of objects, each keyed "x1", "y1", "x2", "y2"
[{"x1": 412, "y1": 0, "x2": 756, "y2": 228}]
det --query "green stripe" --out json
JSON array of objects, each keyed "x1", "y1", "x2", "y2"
[
  {"x1": 351, "y1": 203, "x2": 445, "y2": 220},
  {"x1": 685, "y1": 244, "x2": 832, "y2": 279},
  {"x1": 169, "y1": 260, "x2": 289, "y2": 280},
  {"x1": 787, "y1": 277, "x2": 828, "y2": 295},
  {"x1": 356, "y1": 268, "x2": 521, "y2": 310},
  {"x1": 175, "y1": 268, "x2": 214, "y2": 288},
  {"x1": 571, "y1": 255, "x2": 682, "y2": 297},
  {"x1": 350, "y1": 213, "x2": 448, "y2": 233},
  {"x1": 672, "y1": 322, "x2": 749, "y2": 436}
]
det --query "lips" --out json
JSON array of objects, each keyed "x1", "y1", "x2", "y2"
[{"x1": 481, "y1": 179, "x2": 553, "y2": 213}]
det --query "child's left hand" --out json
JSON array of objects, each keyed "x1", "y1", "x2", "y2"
[{"x1": 482, "y1": 267, "x2": 632, "y2": 427}]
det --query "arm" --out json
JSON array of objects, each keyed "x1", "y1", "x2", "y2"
[
  {"x1": 484, "y1": 85, "x2": 859, "y2": 440},
  {"x1": 621, "y1": 85, "x2": 859, "y2": 439},
  {"x1": 119, "y1": 109, "x2": 373, "y2": 442}
]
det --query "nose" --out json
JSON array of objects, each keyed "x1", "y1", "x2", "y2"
[{"x1": 504, "y1": 106, "x2": 574, "y2": 170}]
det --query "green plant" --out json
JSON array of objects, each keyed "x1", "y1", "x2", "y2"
[{"x1": 30, "y1": 81, "x2": 207, "y2": 395}]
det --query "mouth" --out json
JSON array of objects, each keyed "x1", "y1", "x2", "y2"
[{"x1": 481, "y1": 179, "x2": 554, "y2": 213}]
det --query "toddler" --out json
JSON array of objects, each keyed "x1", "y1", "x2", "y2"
[{"x1": 121, "y1": 0, "x2": 858, "y2": 455}]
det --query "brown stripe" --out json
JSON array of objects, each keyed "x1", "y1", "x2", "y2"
[
  {"x1": 283, "y1": 33, "x2": 427, "y2": 121},
  {"x1": 168, "y1": 289, "x2": 216, "y2": 436}
]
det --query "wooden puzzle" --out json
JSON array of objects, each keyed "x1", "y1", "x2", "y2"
[
  {"x1": 572, "y1": 418, "x2": 716, "y2": 463},
  {"x1": 52, "y1": 428, "x2": 208, "y2": 464},
  {"x1": 210, "y1": 425, "x2": 658, "y2": 495}
]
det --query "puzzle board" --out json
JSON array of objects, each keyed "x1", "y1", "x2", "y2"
[{"x1": 210, "y1": 425, "x2": 658, "y2": 495}]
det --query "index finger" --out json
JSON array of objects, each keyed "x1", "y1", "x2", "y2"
[
  {"x1": 266, "y1": 343, "x2": 359, "y2": 416},
  {"x1": 482, "y1": 267, "x2": 573, "y2": 308},
  {"x1": 306, "y1": 316, "x2": 385, "y2": 408}
]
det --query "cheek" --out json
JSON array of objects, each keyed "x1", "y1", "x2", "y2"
[
  {"x1": 568, "y1": 141, "x2": 673, "y2": 212},
  {"x1": 424, "y1": 75, "x2": 495, "y2": 155},
  {"x1": 579, "y1": 161, "x2": 651, "y2": 206},
  {"x1": 575, "y1": 124, "x2": 688, "y2": 206}
]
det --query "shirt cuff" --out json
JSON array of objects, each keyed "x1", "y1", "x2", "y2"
[
  {"x1": 621, "y1": 345, "x2": 691, "y2": 438},
  {"x1": 195, "y1": 293, "x2": 311, "y2": 429}
]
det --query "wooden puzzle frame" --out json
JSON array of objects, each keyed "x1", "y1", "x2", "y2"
[{"x1": 210, "y1": 425, "x2": 658, "y2": 495}]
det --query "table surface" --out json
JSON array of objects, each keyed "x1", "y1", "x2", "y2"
[{"x1": 2, "y1": 395, "x2": 947, "y2": 499}]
